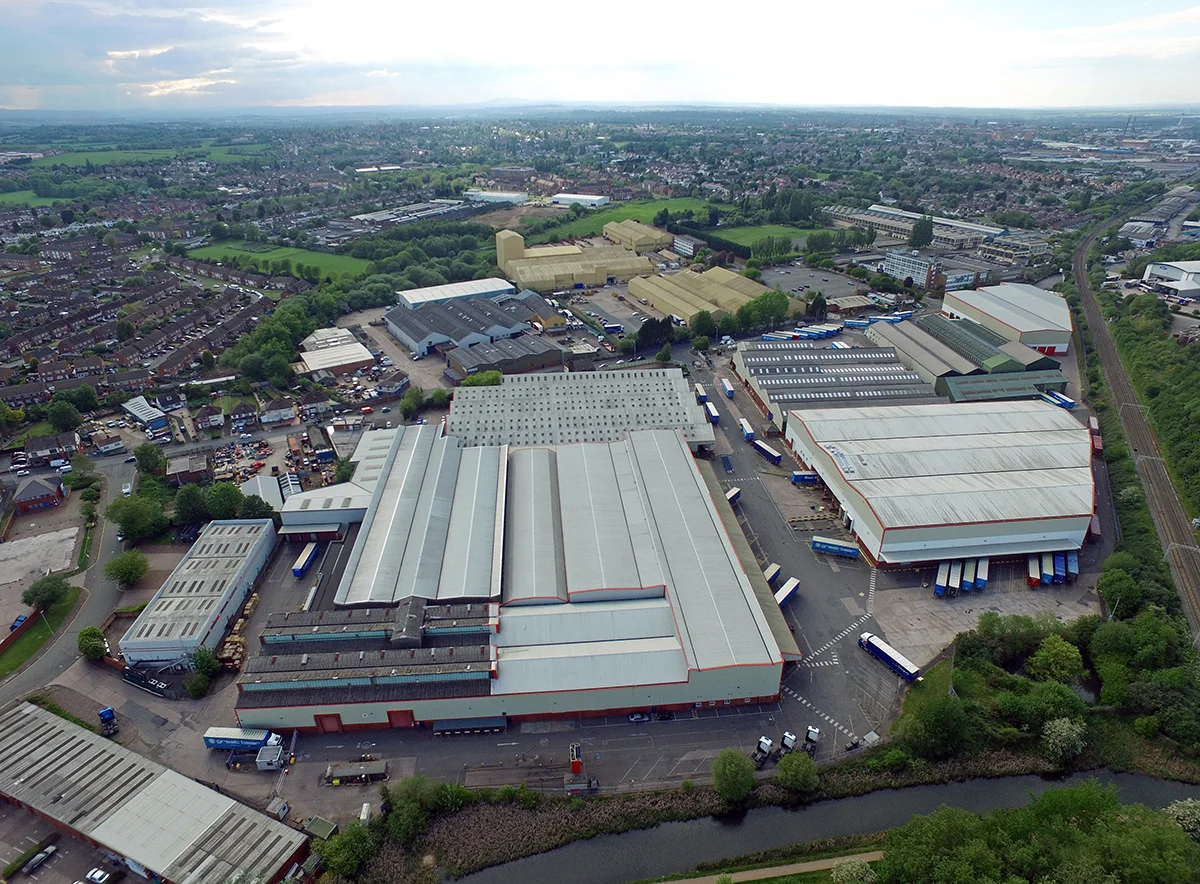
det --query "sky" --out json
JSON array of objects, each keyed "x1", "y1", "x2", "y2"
[{"x1": 2, "y1": 0, "x2": 1200, "y2": 111}]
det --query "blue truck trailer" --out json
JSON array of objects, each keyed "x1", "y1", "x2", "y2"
[
  {"x1": 203, "y1": 727, "x2": 283, "y2": 751},
  {"x1": 725, "y1": 487, "x2": 741, "y2": 505},
  {"x1": 720, "y1": 378, "x2": 735, "y2": 399},
  {"x1": 292, "y1": 542, "x2": 319, "y2": 578},
  {"x1": 948, "y1": 561, "x2": 962, "y2": 596},
  {"x1": 975, "y1": 557, "x2": 989, "y2": 590},
  {"x1": 811, "y1": 536, "x2": 859, "y2": 559},
  {"x1": 774, "y1": 577, "x2": 800, "y2": 607},
  {"x1": 705, "y1": 402, "x2": 720, "y2": 424},
  {"x1": 694, "y1": 383, "x2": 707, "y2": 403},
  {"x1": 1066, "y1": 550, "x2": 1079, "y2": 582},
  {"x1": 934, "y1": 561, "x2": 949, "y2": 597},
  {"x1": 1053, "y1": 552, "x2": 1066, "y2": 584},
  {"x1": 739, "y1": 418, "x2": 755, "y2": 442},
  {"x1": 858, "y1": 633, "x2": 921, "y2": 681},
  {"x1": 1040, "y1": 553, "x2": 1054, "y2": 585},
  {"x1": 791, "y1": 470, "x2": 818, "y2": 484},
  {"x1": 763, "y1": 563, "x2": 782, "y2": 585},
  {"x1": 962, "y1": 559, "x2": 976, "y2": 592},
  {"x1": 752, "y1": 440, "x2": 782, "y2": 465}
]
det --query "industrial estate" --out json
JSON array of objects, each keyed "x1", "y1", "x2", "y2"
[{"x1": 0, "y1": 104, "x2": 1198, "y2": 884}]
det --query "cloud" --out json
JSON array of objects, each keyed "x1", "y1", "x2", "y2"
[{"x1": 2, "y1": 0, "x2": 1200, "y2": 109}]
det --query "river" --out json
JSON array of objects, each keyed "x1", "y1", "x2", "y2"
[{"x1": 454, "y1": 772, "x2": 1200, "y2": 884}]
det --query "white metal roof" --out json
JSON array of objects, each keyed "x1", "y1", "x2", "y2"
[
  {"x1": 299, "y1": 342, "x2": 373, "y2": 373},
  {"x1": 439, "y1": 445, "x2": 505, "y2": 600},
  {"x1": 0, "y1": 704, "x2": 305, "y2": 884},
  {"x1": 494, "y1": 598, "x2": 677, "y2": 647},
  {"x1": 502, "y1": 447, "x2": 567, "y2": 605},
  {"x1": 949, "y1": 284, "x2": 1072, "y2": 334},
  {"x1": 789, "y1": 401, "x2": 1095, "y2": 529},
  {"x1": 492, "y1": 637, "x2": 688, "y2": 695},
  {"x1": 395, "y1": 278, "x2": 516, "y2": 307}
]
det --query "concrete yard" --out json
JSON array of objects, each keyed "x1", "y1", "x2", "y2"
[{"x1": 0, "y1": 526, "x2": 79, "y2": 626}]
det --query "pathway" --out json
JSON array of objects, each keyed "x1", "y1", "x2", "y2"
[{"x1": 677, "y1": 850, "x2": 883, "y2": 884}]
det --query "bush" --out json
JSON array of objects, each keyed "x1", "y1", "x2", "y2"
[
  {"x1": 317, "y1": 822, "x2": 377, "y2": 878},
  {"x1": 1042, "y1": 717, "x2": 1088, "y2": 765},
  {"x1": 904, "y1": 694, "x2": 968, "y2": 759},
  {"x1": 80, "y1": 487, "x2": 101, "y2": 502},
  {"x1": 1026, "y1": 634, "x2": 1085, "y2": 684},
  {"x1": 711, "y1": 747, "x2": 756, "y2": 803},
  {"x1": 77, "y1": 626, "x2": 106, "y2": 660},
  {"x1": 1133, "y1": 715, "x2": 1160, "y2": 738},
  {"x1": 103, "y1": 549, "x2": 149, "y2": 586},
  {"x1": 776, "y1": 751, "x2": 819, "y2": 793},
  {"x1": 882, "y1": 747, "x2": 911, "y2": 772},
  {"x1": 184, "y1": 673, "x2": 210, "y2": 698},
  {"x1": 22, "y1": 574, "x2": 70, "y2": 611},
  {"x1": 193, "y1": 646, "x2": 222, "y2": 678}
]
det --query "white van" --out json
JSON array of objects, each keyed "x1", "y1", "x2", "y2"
[
  {"x1": 122, "y1": 483, "x2": 132, "y2": 497},
  {"x1": 57, "y1": 465, "x2": 73, "y2": 475}
]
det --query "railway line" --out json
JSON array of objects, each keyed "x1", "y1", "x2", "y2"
[{"x1": 1072, "y1": 217, "x2": 1200, "y2": 638}]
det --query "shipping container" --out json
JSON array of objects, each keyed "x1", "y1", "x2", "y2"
[
  {"x1": 1040, "y1": 553, "x2": 1054, "y2": 585},
  {"x1": 858, "y1": 632, "x2": 921, "y2": 681},
  {"x1": 1027, "y1": 555, "x2": 1041, "y2": 587},
  {"x1": 1088, "y1": 416, "x2": 1100, "y2": 436},
  {"x1": 1091, "y1": 435, "x2": 1103, "y2": 456},
  {"x1": 694, "y1": 383, "x2": 707, "y2": 404},
  {"x1": 739, "y1": 418, "x2": 755, "y2": 441},
  {"x1": 292, "y1": 542, "x2": 319, "y2": 578},
  {"x1": 720, "y1": 378, "x2": 735, "y2": 399},
  {"x1": 791, "y1": 470, "x2": 818, "y2": 484},
  {"x1": 934, "y1": 561, "x2": 949, "y2": 597},
  {"x1": 1049, "y1": 391, "x2": 1076, "y2": 409},
  {"x1": 752, "y1": 440, "x2": 783, "y2": 465},
  {"x1": 763, "y1": 563, "x2": 782, "y2": 585},
  {"x1": 705, "y1": 402, "x2": 720, "y2": 424},
  {"x1": 774, "y1": 577, "x2": 800, "y2": 607},
  {"x1": 975, "y1": 557, "x2": 989, "y2": 590},
  {"x1": 1053, "y1": 552, "x2": 1066, "y2": 584},
  {"x1": 948, "y1": 561, "x2": 962, "y2": 596},
  {"x1": 725, "y1": 486, "x2": 741, "y2": 505},
  {"x1": 811, "y1": 536, "x2": 859, "y2": 558},
  {"x1": 1066, "y1": 550, "x2": 1079, "y2": 582},
  {"x1": 962, "y1": 559, "x2": 976, "y2": 592}
]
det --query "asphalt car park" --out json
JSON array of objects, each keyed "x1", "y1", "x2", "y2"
[{"x1": 0, "y1": 803, "x2": 116, "y2": 884}]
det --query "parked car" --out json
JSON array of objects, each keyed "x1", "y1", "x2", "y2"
[
  {"x1": 86, "y1": 868, "x2": 111, "y2": 884},
  {"x1": 23, "y1": 846, "x2": 56, "y2": 874},
  {"x1": 15, "y1": 469, "x2": 30, "y2": 477},
  {"x1": 124, "y1": 455, "x2": 137, "y2": 464},
  {"x1": 10, "y1": 615, "x2": 27, "y2": 632},
  {"x1": 628, "y1": 712, "x2": 651, "y2": 723}
]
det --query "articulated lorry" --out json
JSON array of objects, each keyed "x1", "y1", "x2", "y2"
[{"x1": 204, "y1": 726, "x2": 283, "y2": 751}]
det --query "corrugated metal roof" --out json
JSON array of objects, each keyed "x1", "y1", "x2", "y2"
[
  {"x1": 557, "y1": 444, "x2": 644, "y2": 595},
  {"x1": 492, "y1": 637, "x2": 688, "y2": 695},
  {"x1": 439, "y1": 446, "x2": 505, "y2": 601},
  {"x1": 503, "y1": 448, "x2": 567, "y2": 604},
  {"x1": 495, "y1": 599, "x2": 676, "y2": 647},
  {"x1": 948, "y1": 284, "x2": 1072, "y2": 334},
  {"x1": 396, "y1": 278, "x2": 516, "y2": 306}
]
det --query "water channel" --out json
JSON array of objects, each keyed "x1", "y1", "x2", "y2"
[{"x1": 455, "y1": 772, "x2": 1200, "y2": 884}]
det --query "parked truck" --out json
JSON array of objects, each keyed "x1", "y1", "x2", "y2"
[
  {"x1": 750, "y1": 736, "x2": 774, "y2": 769},
  {"x1": 720, "y1": 378, "x2": 735, "y2": 399},
  {"x1": 772, "y1": 731, "x2": 798, "y2": 760},
  {"x1": 203, "y1": 726, "x2": 283, "y2": 751},
  {"x1": 802, "y1": 725, "x2": 821, "y2": 757},
  {"x1": 98, "y1": 707, "x2": 118, "y2": 738}
]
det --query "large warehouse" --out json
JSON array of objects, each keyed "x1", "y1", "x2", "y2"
[
  {"x1": 446, "y1": 369, "x2": 716, "y2": 450},
  {"x1": 395, "y1": 278, "x2": 517, "y2": 310},
  {"x1": 236, "y1": 425, "x2": 793, "y2": 732},
  {"x1": 297, "y1": 327, "x2": 375, "y2": 376},
  {"x1": 0, "y1": 703, "x2": 307, "y2": 884},
  {"x1": 496, "y1": 231, "x2": 652, "y2": 291},
  {"x1": 120, "y1": 520, "x2": 278, "y2": 665},
  {"x1": 629, "y1": 267, "x2": 776, "y2": 326},
  {"x1": 942, "y1": 284, "x2": 1072, "y2": 356},
  {"x1": 784, "y1": 401, "x2": 1095, "y2": 566},
  {"x1": 603, "y1": 220, "x2": 673, "y2": 253}
]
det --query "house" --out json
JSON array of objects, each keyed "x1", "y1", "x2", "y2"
[
  {"x1": 24, "y1": 431, "x2": 80, "y2": 465},
  {"x1": 1, "y1": 382, "x2": 51, "y2": 408},
  {"x1": 260, "y1": 397, "x2": 297, "y2": 425},
  {"x1": 192, "y1": 404, "x2": 225, "y2": 430},
  {"x1": 69, "y1": 356, "x2": 105, "y2": 377},
  {"x1": 14, "y1": 476, "x2": 66, "y2": 514},
  {"x1": 297, "y1": 390, "x2": 332, "y2": 420},
  {"x1": 165, "y1": 453, "x2": 212, "y2": 486},
  {"x1": 376, "y1": 370, "x2": 411, "y2": 400},
  {"x1": 91, "y1": 434, "x2": 125, "y2": 456},
  {"x1": 34, "y1": 361, "x2": 72, "y2": 383},
  {"x1": 230, "y1": 401, "x2": 259, "y2": 431},
  {"x1": 155, "y1": 392, "x2": 185, "y2": 412}
]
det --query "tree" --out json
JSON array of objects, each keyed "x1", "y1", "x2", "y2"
[
  {"x1": 193, "y1": 646, "x2": 222, "y2": 678},
  {"x1": 1042, "y1": 717, "x2": 1087, "y2": 765},
  {"x1": 200, "y1": 350, "x2": 216, "y2": 370},
  {"x1": 184, "y1": 672, "x2": 210, "y2": 698},
  {"x1": 238, "y1": 494, "x2": 278, "y2": 523},
  {"x1": 105, "y1": 495, "x2": 168, "y2": 543},
  {"x1": 691, "y1": 335, "x2": 710, "y2": 351},
  {"x1": 904, "y1": 693, "x2": 968, "y2": 759},
  {"x1": 807, "y1": 291, "x2": 828, "y2": 320},
  {"x1": 742, "y1": 267, "x2": 762, "y2": 282},
  {"x1": 317, "y1": 822, "x2": 377, "y2": 878},
  {"x1": 174, "y1": 483, "x2": 209, "y2": 525},
  {"x1": 655, "y1": 344, "x2": 674, "y2": 363},
  {"x1": 1027, "y1": 634, "x2": 1085, "y2": 684},
  {"x1": 47, "y1": 399, "x2": 82, "y2": 432},
  {"x1": 22, "y1": 574, "x2": 70, "y2": 611},
  {"x1": 653, "y1": 208, "x2": 671, "y2": 227},
  {"x1": 711, "y1": 748, "x2": 755, "y2": 802},
  {"x1": 776, "y1": 751, "x2": 819, "y2": 793},
  {"x1": 426, "y1": 387, "x2": 451, "y2": 408},
  {"x1": 460, "y1": 371, "x2": 501, "y2": 387},
  {"x1": 102, "y1": 232, "x2": 117, "y2": 249},
  {"x1": 400, "y1": 385, "x2": 426, "y2": 420},
  {"x1": 133, "y1": 442, "x2": 166, "y2": 475},
  {"x1": 830, "y1": 858, "x2": 877, "y2": 884},
  {"x1": 908, "y1": 215, "x2": 935, "y2": 248},
  {"x1": 1165, "y1": 798, "x2": 1200, "y2": 840},
  {"x1": 78, "y1": 626, "x2": 106, "y2": 660},
  {"x1": 71, "y1": 452, "x2": 95, "y2": 477},
  {"x1": 103, "y1": 550, "x2": 149, "y2": 587},
  {"x1": 333, "y1": 457, "x2": 355, "y2": 483},
  {"x1": 691, "y1": 310, "x2": 717, "y2": 338},
  {"x1": 205, "y1": 482, "x2": 244, "y2": 520}
]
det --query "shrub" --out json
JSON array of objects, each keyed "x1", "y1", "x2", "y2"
[
  {"x1": 77, "y1": 626, "x2": 106, "y2": 660},
  {"x1": 777, "y1": 751, "x2": 819, "y2": 793},
  {"x1": 1042, "y1": 717, "x2": 1088, "y2": 765},
  {"x1": 193, "y1": 646, "x2": 222, "y2": 678},
  {"x1": 22, "y1": 574, "x2": 70, "y2": 611},
  {"x1": 904, "y1": 694, "x2": 968, "y2": 759},
  {"x1": 882, "y1": 747, "x2": 911, "y2": 772},
  {"x1": 184, "y1": 673, "x2": 210, "y2": 698},
  {"x1": 712, "y1": 747, "x2": 756, "y2": 802},
  {"x1": 1133, "y1": 715, "x2": 1160, "y2": 738}
]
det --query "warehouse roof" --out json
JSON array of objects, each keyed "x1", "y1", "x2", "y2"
[
  {"x1": 0, "y1": 703, "x2": 306, "y2": 884},
  {"x1": 940, "y1": 370, "x2": 1069, "y2": 402},
  {"x1": 866, "y1": 321, "x2": 977, "y2": 378},
  {"x1": 395, "y1": 278, "x2": 516, "y2": 307},
  {"x1": 449, "y1": 334, "x2": 561, "y2": 373},
  {"x1": 505, "y1": 246, "x2": 653, "y2": 290},
  {"x1": 122, "y1": 395, "x2": 166, "y2": 425},
  {"x1": 300, "y1": 342, "x2": 373, "y2": 374},
  {"x1": 788, "y1": 401, "x2": 1094, "y2": 530},
  {"x1": 948, "y1": 284, "x2": 1072, "y2": 334},
  {"x1": 119, "y1": 521, "x2": 275, "y2": 658},
  {"x1": 447, "y1": 369, "x2": 715, "y2": 448}
]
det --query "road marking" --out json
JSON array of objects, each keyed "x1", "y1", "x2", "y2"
[
  {"x1": 619, "y1": 756, "x2": 643, "y2": 782},
  {"x1": 780, "y1": 686, "x2": 857, "y2": 739},
  {"x1": 867, "y1": 568, "x2": 877, "y2": 614},
  {"x1": 801, "y1": 613, "x2": 871, "y2": 665},
  {"x1": 496, "y1": 741, "x2": 518, "y2": 746},
  {"x1": 641, "y1": 755, "x2": 665, "y2": 780}
]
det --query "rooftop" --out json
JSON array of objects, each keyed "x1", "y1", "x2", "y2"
[
  {"x1": 948, "y1": 284, "x2": 1072, "y2": 334},
  {"x1": 299, "y1": 341, "x2": 374, "y2": 373},
  {"x1": 395, "y1": 278, "x2": 516, "y2": 306}
]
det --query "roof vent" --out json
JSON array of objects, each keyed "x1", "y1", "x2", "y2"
[{"x1": 300, "y1": 654, "x2": 308, "y2": 666}]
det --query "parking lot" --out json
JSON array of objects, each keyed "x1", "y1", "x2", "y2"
[{"x1": 0, "y1": 803, "x2": 117, "y2": 884}]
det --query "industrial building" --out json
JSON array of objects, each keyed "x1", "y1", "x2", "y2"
[
  {"x1": 1142, "y1": 260, "x2": 1200, "y2": 295},
  {"x1": 496, "y1": 231, "x2": 652, "y2": 292},
  {"x1": 463, "y1": 190, "x2": 528, "y2": 204},
  {"x1": 942, "y1": 284, "x2": 1072, "y2": 355},
  {"x1": 383, "y1": 296, "x2": 532, "y2": 357},
  {"x1": 731, "y1": 341, "x2": 942, "y2": 429},
  {"x1": 236, "y1": 425, "x2": 794, "y2": 732},
  {"x1": 119, "y1": 520, "x2": 278, "y2": 665},
  {"x1": 446, "y1": 334, "x2": 564, "y2": 379},
  {"x1": 0, "y1": 703, "x2": 307, "y2": 884},
  {"x1": 395, "y1": 278, "x2": 517, "y2": 310},
  {"x1": 603, "y1": 220, "x2": 673, "y2": 253},
  {"x1": 827, "y1": 205, "x2": 998, "y2": 250},
  {"x1": 881, "y1": 250, "x2": 978, "y2": 291},
  {"x1": 446, "y1": 369, "x2": 716, "y2": 449},
  {"x1": 122, "y1": 395, "x2": 168, "y2": 431},
  {"x1": 297, "y1": 327, "x2": 375, "y2": 376},
  {"x1": 937, "y1": 371, "x2": 1069, "y2": 403},
  {"x1": 551, "y1": 193, "x2": 610, "y2": 207},
  {"x1": 629, "y1": 267, "x2": 774, "y2": 325},
  {"x1": 783, "y1": 401, "x2": 1095, "y2": 566}
]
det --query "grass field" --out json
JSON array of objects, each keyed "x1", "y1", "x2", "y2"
[
  {"x1": 890, "y1": 659, "x2": 951, "y2": 734},
  {"x1": 12, "y1": 421, "x2": 55, "y2": 446},
  {"x1": 0, "y1": 585, "x2": 82, "y2": 679},
  {"x1": 31, "y1": 146, "x2": 269, "y2": 167},
  {"x1": 0, "y1": 190, "x2": 64, "y2": 207},
  {"x1": 716, "y1": 225, "x2": 836, "y2": 247},
  {"x1": 189, "y1": 242, "x2": 371, "y2": 278},
  {"x1": 530, "y1": 198, "x2": 715, "y2": 241}
]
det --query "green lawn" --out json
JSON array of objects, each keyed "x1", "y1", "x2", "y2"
[
  {"x1": 717, "y1": 225, "x2": 836, "y2": 247},
  {"x1": 0, "y1": 585, "x2": 82, "y2": 679},
  {"x1": 530, "y1": 198, "x2": 716, "y2": 241},
  {"x1": 31, "y1": 146, "x2": 268, "y2": 168},
  {"x1": 0, "y1": 190, "x2": 64, "y2": 207},
  {"x1": 188, "y1": 242, "x2": 371, "y2": 278},
  {"x1": 890, "y1": 659, "x2": 951, "y2": 734},
  {"x1": 12, "y1": 421, "x2": 55, "y2": 445},
  {"x1": 213, "y1": 394, "x2": 257, "y2": 415}
]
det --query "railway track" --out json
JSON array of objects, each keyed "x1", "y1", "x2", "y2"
[{"x1": 1072, "y1": 218, "x2": 1200, "y2": 638}]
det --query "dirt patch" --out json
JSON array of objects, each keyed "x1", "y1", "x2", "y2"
[
  {"x1": 473, "y1": 205, "x2": 566, "y2": 230},
  {"x1": 40, "y1": 682, "x2": 141, "y2": 748}
]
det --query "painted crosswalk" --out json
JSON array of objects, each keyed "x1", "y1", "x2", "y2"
[
  {"x1": 780, "y1": 685, "x2": 856, "y2": 739},
  {"x1": 867, "y1": 568, "x2": 877, "y2": 614},
  {"x1": 802, "y1": 613, "x2": 871, "y2": 665},
  {"x1": 804, "y1": 651, "x2": 840, "y2": 669}
]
